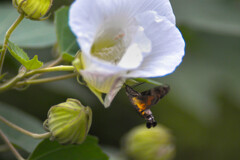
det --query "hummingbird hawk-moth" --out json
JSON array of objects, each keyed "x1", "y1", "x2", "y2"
[{"x1": 125, "y1": 84, "x2": 170, "y2": 128}]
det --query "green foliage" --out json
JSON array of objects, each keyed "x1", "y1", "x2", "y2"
[
  {"x1": 28, "y1": 136, "x2": 109, "y2": 160},
  {"x1": 1, "y1": 0, "x2": 240, "y2": 160},
  {"x1": 0, "y1": 102, "x2": 44, "y2": 153},
  {"x1": 55, "y1": 7, "x2": 79, "y2": 62},
  {"x1": 0, "y1": 3, "x2": 56, "y2": 48},
  {"x1": 8, "y1": 41, "x2": 43, "y2": 70},
  {"x1": 0, "y1": 72, "x2": 7, "y2": 81},
  {"x1": 171, "y1": 0, "x2": 240, "y2": 36}
]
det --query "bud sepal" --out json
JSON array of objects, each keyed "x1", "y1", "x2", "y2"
[
  {"x1": 44, "y1": 98, "x2": 92, "y2": 144},
  {"x1": 12, "y1": 0, "x2": 53, "y2": 20}
]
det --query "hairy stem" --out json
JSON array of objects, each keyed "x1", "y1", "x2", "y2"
[
  {"x1": 0, "y1": 129, "x2": 25, "y2": 160},
  {"x1": 27, "y1": 56, "x2": 63, "y2": 81},
  {"x1": 0, "y1": 68, "x2": 26, "y2": 93},
  {"x1": 0, "y1": 57, "x2": 74, "y2": 92},
  {"x1": 0, "y1": 14, "x2": 24, "y2": 75},
  {"x1": 0, "y1": 116, "x2": 51, "y2": 139},
  {"x1": 24, "y1": 65, "x2": 75, "y2": 77},
  {"x1": 16, "y1": 73, "x2": 77, "y2": 86}
]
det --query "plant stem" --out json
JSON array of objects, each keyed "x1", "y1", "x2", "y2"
[
  {"x1": 47, "y1": 56, "x2": 63, "y2": 67},
  {"x1": 0, "y1": 68, "x2": 26, "y2": 93},
  {"x1": 0, "y1": 14, "x2": 24, "y2": 76},
  {"x1": 0, "y1": 116, "x2": 51, "y2": 139},
  {"x1": 24, "y1": 65, "x2": 75, "y2": 77},
  {"x1": 24, "y1": 56, "x2": 63, "y2": 82},
  {"x1": 0, "y1": 129, "x2": 25, "y2": 160},
  {"x1": 16, "y1": 73, "x2": 77, "y2": 86}
]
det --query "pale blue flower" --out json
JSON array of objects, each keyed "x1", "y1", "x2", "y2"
[{"x1": 69, "y1": 0, "x2": 185, "y2": 107}]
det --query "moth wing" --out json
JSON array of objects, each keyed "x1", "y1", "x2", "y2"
[
  {"x1": 140, "y1": 85, "x2": 170, "y2": 109},
  {"x1": 140, "y1": 95, "x2": 159, "y2": 109}
]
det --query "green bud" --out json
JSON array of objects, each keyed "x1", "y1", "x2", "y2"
[
  {"x1": 12, "y1": 0, "x2": 53, "y2": 20},
  {"x1": 122, "y1": 124, "x2": 175, "y2": 160},
  {"x1": 72, "y1": 51, "x2": 84, "y2": 71},
  {"x1": 43, "y1": 98, "x2": 92, "y2": 144}
]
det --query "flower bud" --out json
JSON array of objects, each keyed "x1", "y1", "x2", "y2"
[
  {"x1": 122, "y1": 124, "x2": 175, "y2": 160},
  {"x1": 12, "y1": 0, "x2": 53, "y2": 20},
  {"x1": 43, "y1": 98, "x2": 92, "y2": 144}
]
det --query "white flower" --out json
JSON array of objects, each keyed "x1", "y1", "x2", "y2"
[{"x1": 69, "y1": 0, "x2": 185, "y2": 107}]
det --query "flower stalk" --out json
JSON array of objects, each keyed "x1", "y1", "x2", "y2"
[
  {"x1": 0, "y1": 67, "x2": 27, "y2": 93},
  {"x1": 0, "y1": 14, "x2": 24, "y2": 75},
  {"x1": 0, "y1": 129, "x2": 25, "y2": 160},
  {"x1": 16, "y1": 73, "x2": 77, "y2": 86},
  {"x1": 24, "y1": 65, "x2": 75, "y2": 77},
  {"x1": 0, "y1": 65, "x2": 76, "y2": 93},
  {"x1": 0, "y1": 115, "x2": 51, "y2": 139},
  {"x1": 23, "y1": 56, "x2": 63, "y2": 82}
]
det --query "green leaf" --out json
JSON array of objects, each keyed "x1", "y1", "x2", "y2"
[
  {"x1": 0, "y1": 3, "x2": 56, "y2": 47},
  {"x1": 133, "y1": 78, "x2": 165, "y2": 86},
  {"x1": 0, "y1": 102, "x2": 45, "y2": 153},
  {"x1": 8, "y1": 41, "x2": 43, "y2": 70},
  {"x1": 55, "y1": 7, "x2": 79, "y2": 62},
  {"x1": 171, "y1": 0, "x2": 240, "y2": 36},
  {"x1": 62, "y1": 53, "x2": 75, "y2": 62},
  {"x1": 28, "y1": 136, "x2": 109, "y2": 160}
]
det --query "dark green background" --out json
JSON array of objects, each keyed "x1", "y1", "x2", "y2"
[{"x1": 1, "y1": 0, "x2": 240, "y2": 159}]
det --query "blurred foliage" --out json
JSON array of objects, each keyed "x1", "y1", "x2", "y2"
[
  {"x1": 171, "y1": 0, "x2": 240, "y2": 36},
  {"x1": 0, "y1": 0, "x2": 240, "y2": 160},
  {"x1": 29, "y1": 136, "x2": 108, "y2": 160},
  {"x1": 0, "y1": 102, "x2": 44, "y2": 153},
  {"x1": 122, "y1": 125, "x2": 175, "y2": 160},
  {"x1": 54, "y1": 6, "x2": 79, "y2": 61},
  {"x1": 0, "y1": 3, "x2": 56, "y2": 47}
]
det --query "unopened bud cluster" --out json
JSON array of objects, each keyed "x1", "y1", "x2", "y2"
[
  {"x1": 122, "y1": 124, "x2": 175, "y2": 160},
  {"x1": 12, "y1": 0, "x2": 53, "y2": 20},
  {"x1": 44, "y1": 98, "x2": 92, "y2": 144}
]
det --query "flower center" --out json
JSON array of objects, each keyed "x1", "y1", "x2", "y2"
[
  {"x1": 91, "y1": 28, "x2": 128, "y2": 64},
  {"x1": 90, "y1": 16, "x2": 151, "y2": 68}
]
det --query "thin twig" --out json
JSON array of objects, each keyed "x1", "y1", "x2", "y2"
[
  {"x1": 0, "y1": 129, "x2": 25, "y2": 160},
  {"x1": 24, "y1": 65, "x2": 74, "y2": 77},
  {"x1": 16, "y1": 73, "x2": 77, "y2": 86},
  {"x1": 26, "y1": 56, "x2": 63, "y2": 81},
  {"x1": 0, "y1": 116, "x2": 51, "y2": 139},
  {"x1": 0, "y1": 68, "x2": 26, "y2": 93},
  {"x1": 0, "y1": 14, "x2": 24, "y2": 75}
]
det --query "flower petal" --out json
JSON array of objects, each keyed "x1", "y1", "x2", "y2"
[
  {"x1": 69, "y1": 0, "x2": 176, "y2": 55},
  {"x1": 80, "y1": 70, "x2": 125, "y2": 107},
  {"x1": 126, "y1": 11, "x2": 185, "y2": 78},
  {"x1": 118, "y1": 43, "x2": 143, "y2": 69},
  {"x1": 104, "y1": 77, "x2": 125, "y2": 108},
  {"x1": 80, "y1": 70, "x2": 122, "y2": 93},
  {"x1": 117, "y1": 26, "x2": 152, "y2": 69}
]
